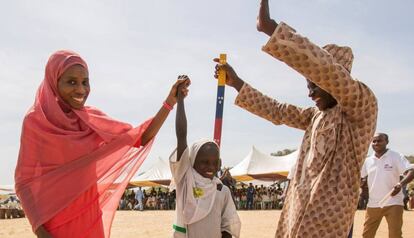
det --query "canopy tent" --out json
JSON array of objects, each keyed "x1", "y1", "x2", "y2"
[
  {"x1": 0, "y1": 185, "x2": 15, "y2": 195},
  {"x1": 128, "y1": 146, "x2": 299, "y2": 187},
  {"x1": 229, "y1": 146, "x2": 298, "y2": 182},
  {"x1": 129, "y1": 157, "x2": 172, "y2": 187},
  {"x1": 0, "y1": 185, "x2": 16, "y2": 201}
]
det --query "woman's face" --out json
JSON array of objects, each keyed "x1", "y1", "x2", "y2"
[{"x1": 57, "y1": 64, "x2": 90, "y2": 109}]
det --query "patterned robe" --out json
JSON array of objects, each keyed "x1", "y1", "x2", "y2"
[{"x1": 234, "y1": 22, "x2": 378, "y2": 237}]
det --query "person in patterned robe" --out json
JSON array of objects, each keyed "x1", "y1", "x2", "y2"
[{"x1": 213, "y1": 0, "x2": 378, "y2": 237}]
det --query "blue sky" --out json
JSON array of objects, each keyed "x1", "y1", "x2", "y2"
[{"x1": 1, "y1": 0, "x2": 413, "y2": 185}]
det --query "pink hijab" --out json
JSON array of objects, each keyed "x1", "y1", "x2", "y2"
[{"x1": 15, "y1": 50, "x2": 153, "y2": 236}]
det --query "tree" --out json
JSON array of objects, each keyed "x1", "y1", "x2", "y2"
[{"x1": 271, "y1": 149, "x2": 296, "y2": 157}]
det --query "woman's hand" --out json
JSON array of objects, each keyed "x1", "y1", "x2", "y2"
[
  {"x1": 165, "y1": 75, "x2": 191, "y2": 107},
  {"x1": 213, "y1": 59, "x2": 244, "y2": 92},
  {"x1": 140, "y1": 75, "x2": 190, "y2": 147}
]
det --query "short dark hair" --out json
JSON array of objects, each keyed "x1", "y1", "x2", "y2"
[{"x1": 376, "y1": 132, "x2": 389, "y2": 142}]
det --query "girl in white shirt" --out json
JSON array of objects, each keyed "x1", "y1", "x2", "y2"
[{"x1": 169, "y1": 76, "x2": 241, "y2": 238}]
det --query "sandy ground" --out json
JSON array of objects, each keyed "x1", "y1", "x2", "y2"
[{"x1": 0, "y1": 210, "x2": 413, "y2": 237}]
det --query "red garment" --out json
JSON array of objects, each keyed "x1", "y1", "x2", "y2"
[{"x1": 15, "y1": 50, "x2": 153, "y2": 237}]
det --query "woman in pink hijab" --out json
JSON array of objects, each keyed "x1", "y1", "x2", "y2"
[{"x1": 15, "y1": 50, "x2": 190, "y2": 238}]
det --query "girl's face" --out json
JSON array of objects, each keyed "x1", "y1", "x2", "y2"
[
  {"x1": 57, "y1": 64, "x2": 90, "y2": 109},
  {"x1": 193, "y1": 143, "x2": 220, "y2": 180}
]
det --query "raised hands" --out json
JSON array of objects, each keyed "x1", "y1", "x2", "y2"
[
  {"x1": 165, "y1": 75, "x2": 191, "y2": 107},
  {"x1": 213, "y1": 58, "x2": 244, "y2": 92},
  {"x1": 176, "y1": 75, "x2": 191, "y2": 101},
  {"x1": 140, "y1": 75, "x2": 191, "y2": 147},
  {"x1": 175, "y1": 75, "x2": 190, "y2": 160},
  {"x1": 257, "y1": 0, "x2": 278, "y2": 36}
]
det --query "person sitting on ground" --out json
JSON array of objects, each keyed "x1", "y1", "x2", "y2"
[
  {"x1": 169, "y1": 76, "x2": 241, "y2": 238},
  {"x1": 262, "y1": 192, "x2": 271, "y2": 209},
  {"x1": 150, "y1": 187, "x2": 156, "y2": 197},
  {"x1": 240, "y1": 191, "x2": 247, "y2": 210},
  {"x1": 119, "y1": 194, "x2": 126, "y2": 210},
  {"x1": 169, "y1": 189, "x2": 176, "y2": 210},
  {"x1": 234, "y1": 190, "x2": 241, "y2": 210}
]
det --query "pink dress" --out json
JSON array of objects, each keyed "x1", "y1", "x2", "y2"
[{"x1": 15, "y1": 50, "x2": 154, "y2": 237}]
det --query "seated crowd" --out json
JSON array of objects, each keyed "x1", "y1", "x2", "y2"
[
  {"x1": 0, "y1": 195, "x2": 25, "y2": 219},
  {"x1": 119, "y1": 183, "x2": 287, "y2": 211},
  {"x1": 232, "y1": 184, "x2": 285, "y2": 210},
  {"x1": 119, "y1": 187, "x2": 176, "y2": 211}
]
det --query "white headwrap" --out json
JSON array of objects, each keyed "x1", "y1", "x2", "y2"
[{"x1": 170, "y1": 138, "x2": 222, "y2": 225}]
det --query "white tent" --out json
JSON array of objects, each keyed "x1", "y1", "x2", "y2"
[
  {"x1": 129, "y1": 157, "x2": 172, "y2": 187},
  {"x1": 229, "y1": 146, "x2": 298, "y2": 182},
  {"x1": 0, "y1": 185, "x2": 15, "y2": 195},
  {"x1": 0, "y1": 185, "x2": 16, "y2": 201},
  {"x1": 128, "y1": 146, "x2": 299, "y2": 187}
]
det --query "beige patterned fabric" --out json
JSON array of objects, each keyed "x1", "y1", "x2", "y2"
[
  {"x1": 322, "y1": 44, "x2": 354, "y2": 72},
  {"x1": 235, "y1": 22, "x2": 378, "y2": 237}
]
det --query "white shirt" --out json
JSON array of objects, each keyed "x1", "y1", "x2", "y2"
[
  {"x1": 135, "y1": 189, "x2": 144, "y2": 201},
  {"x1": 170, "y1": 147, "x2": 241, "y2": 238},
  {"x1": 287, "y1": 161, "x2": 297, "y2": 180},
  {"x1": 361, "y1": 149, "x2": 414, "y2": 208}
]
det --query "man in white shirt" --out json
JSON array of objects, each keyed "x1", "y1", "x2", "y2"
[
  {"x1": 134, "y1": 187, "x2": 145, "y2": 211},
  {"x1": 361, "y1": 133, "x2": 414, "y2": 238}
]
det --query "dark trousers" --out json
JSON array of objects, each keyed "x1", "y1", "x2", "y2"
[
  {"x1": 247, "y1": 197, "x2": 254, "y2": 209},
  {"x1": 348, "y1": 224, "x2": 353, "y2": 238}
]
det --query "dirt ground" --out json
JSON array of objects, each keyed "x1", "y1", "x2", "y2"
[{"x1": 0, "y1": 210, "x2": 413, "y2": 237}]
